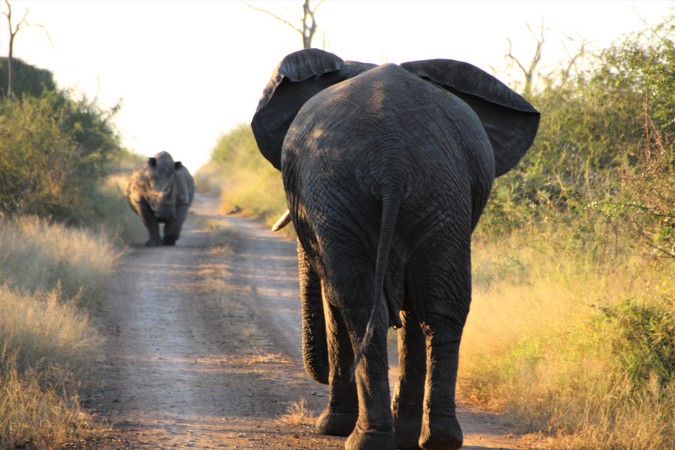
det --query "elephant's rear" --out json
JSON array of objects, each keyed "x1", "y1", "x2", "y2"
[
  {"x1": 253, "y1": 49, "x2": 540, "y2": 450},
  {"x1": 281, "y1": 65, "x2": 494, "y2": 241},
  {"x1": 282, "y1": 64, "x2": 495, "y2": 323}
]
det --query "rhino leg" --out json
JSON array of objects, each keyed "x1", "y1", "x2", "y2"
[
  {"x1": 163, "y1": 204, "x2": 189, "y2": 245},
  {"x1": 139, "y1": 200, "x2": 162, "y2": 247}
]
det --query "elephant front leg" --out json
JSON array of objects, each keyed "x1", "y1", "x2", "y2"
[
  {"x1": 392, "y1": 308, "x2": 426, "y2": 449},
  {"x1": 316, "y1": 298, "x2": 358, "y2": 437}
]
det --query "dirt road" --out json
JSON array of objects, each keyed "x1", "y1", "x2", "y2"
[{"x1": 78, "y1": 194, "x2": 525, "y2": 449}]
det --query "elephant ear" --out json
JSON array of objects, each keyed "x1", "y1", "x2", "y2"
[
  {"x1": 251, "y1": 48, "x2": 375, "y2": 170},
  {"x1": 401, "y1": 59, "x2": 540, "y2": 177}
]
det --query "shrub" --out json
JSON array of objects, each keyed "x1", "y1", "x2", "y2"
[
  {"x1": 204, "y1": 124, "x2": 288, "y2": 228},
  {"x1": 0, "y1": 59, "x2": 124, "y2": 226}
]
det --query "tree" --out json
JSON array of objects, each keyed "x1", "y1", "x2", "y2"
[
  {"x1": 2, "y1": 0, "x2": 29, "y2": 97},
  {"x1": 243, "y1": 0, "x2": 325, "y2": 49},
  {"x1": 0, "y1": 59, "x2": 124, "y2": 223},
  {"x1": 483, "y1": 13, "x2": 675, "y2": 259},
  {"x1": 1, "y1": 0, "x2": 50, "y2": 98},
  {"x1": 505, "y1": 20, "x2": 545, "y2": 98}
]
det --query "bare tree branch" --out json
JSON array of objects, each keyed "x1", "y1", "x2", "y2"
[
  {"x1": 2, "y1": 0, "x2": 52, "y2": 98},
  {"x1": 243, "y1": 1, "x2": 302, "y2": 34},
  {"x1": 242, "y1": 0, "x2": 325, "y2": 49},
  {"x1": 505, "y1": 18, "x2": 545, "y2": 96},
  {"x1": 561, "y1": 37, "x2": 587, "y2": 81}
]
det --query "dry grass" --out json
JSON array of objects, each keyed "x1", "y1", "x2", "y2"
[
  {"x1": 204, "y1": 219, "x2": 238, "y2": 252},
  {"x1": 460, "y1": 230, "x2": 674, "y2": 449},
  {"x1": 0, "y1": 216, "x2": 116, "y2": 448},
  {"x1": 98, "y1": 173, "x2": 149, "y2": 245},
  {"x1": 276, "y1": 398, "x2": 314, "y2": 426},
  {"x1": 0, "y1": 287, "x2": 100, "y2": 449},
  {"x1": 0, "y1": 215, "x2": 118, "y2": 308}
]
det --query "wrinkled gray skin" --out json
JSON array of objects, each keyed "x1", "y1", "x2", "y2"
[
  {"x1": 251, "y1": 49, "x2": 539, "y2": 450},
  {"x1": 127, "y1": 151, "x2": 195, "y2": 247}
]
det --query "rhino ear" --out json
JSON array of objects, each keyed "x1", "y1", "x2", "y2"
[
  {"x1": 174, "y1": 161, "x2": 183, "y2": 170},
  {"x1": 401, "y1": 59, "x2": 540, "y2": 177},
  {"x1": 148, "y1": 157, "x2": 157, "y2": 168},
  {"x1": 251, "y1": 49, "x2": 375, "y2": 170}
]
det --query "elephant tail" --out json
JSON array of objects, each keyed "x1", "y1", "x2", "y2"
[{"x1": 351, "y1": 181, "x2": 404, "y2": 379}]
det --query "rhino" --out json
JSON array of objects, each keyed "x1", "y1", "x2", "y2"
[{"x1": 127, "y1": 151, "x2": 195, "y2": 246}]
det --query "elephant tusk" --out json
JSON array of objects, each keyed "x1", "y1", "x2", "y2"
[{"x1": 271, "y1": 210, "x2": 292, "y2": 232}]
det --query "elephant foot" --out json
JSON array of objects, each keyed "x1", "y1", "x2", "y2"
[
  {"x1": 419, "y1": 414, "x2": 463, "y2": 450},
  {"x1": 316, "y1": 408, "x2": 357, "y2": 437},
  {"x1": 145, "y1": 239, "x2": 162, "y2": 247},
  {"x1": 394, "y1": 414, "x2": 423, "y2": 449},
  {"x1": 162, "y1": 236, "x2": 177, "y2": 246},
  {"x1": 345, "y1": 424, "x2": 395, "y2": 450}
]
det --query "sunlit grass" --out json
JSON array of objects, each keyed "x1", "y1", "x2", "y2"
[
  {"x1": 0, "y1": 286, "x2": 100, "y2": 449},
  {"x1": 461, "y1": 227, "x2": 674, "y2": 449},
  {"x1": 196, "y1": 160, "x2": 293, "y2": 237},
  {"x1": 218, "y1": 167, "x2": 291, "y2": 232},
  {"x1": 96, "y1": 173, "x2": 150, "y2": 245},
  {"x1": 0, "y1": 215, "x2": 118, "y2": 308},
  {"x1": 277, "y1": 398, "x2": 314, "y2": 426},
  {"x1": 0, "y1": 215, "x2": 116, "y2": 448}
]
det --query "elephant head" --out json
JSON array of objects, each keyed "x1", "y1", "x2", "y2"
[{"x1": 251, "y1": 49, "x2": 539, "y2": 450}]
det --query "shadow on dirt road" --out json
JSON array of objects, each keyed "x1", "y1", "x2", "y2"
[{"x1": 73, "y1": 193, "x2": 526, "y2": 449}]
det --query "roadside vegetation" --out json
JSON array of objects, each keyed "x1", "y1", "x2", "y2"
[
  {"x1": 0, "y1": 57, "x2": 142, "y2": 448},
  {"x1": 460, "y1": 17, "x2": 674, "y2": 449},
  {"x1": 195, "y1": 123, "x2": 287, "y2": 226},
  {"x1": 200, "y1": 16, "x2": 674, "y2": 449}
]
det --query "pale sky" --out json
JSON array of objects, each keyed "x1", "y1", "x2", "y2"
[{"x1": 1, "y1": 1, "x2": 672, "y2": 172}]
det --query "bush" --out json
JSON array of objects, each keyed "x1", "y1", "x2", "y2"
[
  {"x1": 204, "y1": 124, "x2": 288, "y2": 227},
  {"x1": 482, "y1": 14, "x2": 674, "y2": 260},
  {"x1": 462, "y1": 232, "x2": 675, "y2": 449},
  {"x1": 0, "y1": 57, "x2": 57, "y2": 98},
  {"x1": 0, "y1": 59, "x2": 124, "y2": 226},
  {"x1": 596, "y1": 298, "x2": 674, "y2": 388}
]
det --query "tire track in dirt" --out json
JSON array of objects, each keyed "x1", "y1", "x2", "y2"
[{"x1": 73, "y1": 193, "x2": 526, "y2": 449}]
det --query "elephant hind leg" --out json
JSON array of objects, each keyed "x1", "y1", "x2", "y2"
[
  {"x1": 419, "y1": 328, "x2": 463, "y2": 450},
  {"x1": 322, "y1": 273, "x2": 395, "y2": 449},
  {"x1": 316, "y1": 296, "x2": 358, "y2": 437},
  {"x1": 392, "y1": 308, "x2": 426, "y2": 449},
  {"x1": 407, "y1": 244, "x2": 471, "y2": 450},
  {"x1": 344, "y1": 318, "x2": 395, "y2": 450}
]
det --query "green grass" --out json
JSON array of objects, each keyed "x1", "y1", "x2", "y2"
[{"x1": 461, "y1": 225, "x2": 674, "y2": 449}]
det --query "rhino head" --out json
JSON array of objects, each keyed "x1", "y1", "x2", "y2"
[{"x1": 146, "y1": 151, "x2": 183, "y2": 221}]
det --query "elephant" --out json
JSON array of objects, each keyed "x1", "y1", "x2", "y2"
[
  {"x1": 126, "y1": 151, "x2": 195, "y2": 247},
  {"x1": 251, "y1": 49, "x2": 539, "y2": 450}
]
